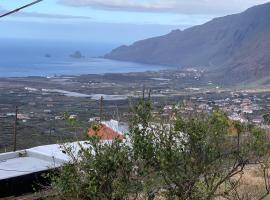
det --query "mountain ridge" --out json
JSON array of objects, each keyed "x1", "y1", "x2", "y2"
[{"x1": 105, "y1": 2, "x2": 270, "y2": 84}]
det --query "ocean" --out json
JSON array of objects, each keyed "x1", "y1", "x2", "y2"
[{"x1": 0, "y1": 38, "x2": 165, "y2": 77}]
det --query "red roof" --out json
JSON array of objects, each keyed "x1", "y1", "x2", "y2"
[{"x1": 88, "y1": 124, "x2": 124, "y2": 140}]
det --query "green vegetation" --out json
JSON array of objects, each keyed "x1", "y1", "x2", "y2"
[
  {"x1": 49, "y1": 99, "x2": 270, "y2": 199},
  {"x1": 263, "y1": 113, "x2": 270, "y2": 125}
]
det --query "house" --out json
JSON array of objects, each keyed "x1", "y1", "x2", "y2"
[
  {"x1": 88, "y1": 120, "x2": 127, "y2": 141},
  {"x1": 89, "y1": 117, "x2": 100, "y2": 123},
  {"x1": 44, "y1": 109, "x2": 52, "y2": 114},
  {"x1": 242, "y1": 107, "x2": 253, "y2": 114},
  {"x1": 0, "y1": 141, "x2": 89, "y2": 197},
  {"x1": 17, "y1": 114, "x2": 30, "y2": 120},
  {"x1": 229, "y1": 113, "x2": 248, "y2": 123},
  {"x1": 164, "y1": 105, "x2": 173, "y2": 111},
  {"x1": 69, "y1": 114, "x2": 77, "y2": 120},
  {"x1": 0, "y1": 120, "x2": 128, "y2": 198},
  {"x1": 88, "y1": 124, "x2": 125, "y2": 141},
  {"x1": 252, "y1": 118, "x2": 263, "y2": 125}
]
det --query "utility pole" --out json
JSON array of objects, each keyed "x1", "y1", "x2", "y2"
[
  {"x1": 49, "y1": 116, "x2": 52, "y2": 137},
  {"x1": 99, "y1": 96, "x2": 104, "y2": 123},
  {"x1": 13, "y1": 106, "x2": 18, "y2": 152},
  {"x1": 142, "y1": 85, "x2": 145, "y2": 100},
  {"x1": 148, "y1": 89, "x2": 152, "y2": 100},
  {"x1": 115, "y1": 105, "x2": 120, "y2": 121}
]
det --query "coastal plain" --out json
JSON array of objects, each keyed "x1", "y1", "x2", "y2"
[{"x1": 1, "y1": 69, "x2": 270, "y2": 152}]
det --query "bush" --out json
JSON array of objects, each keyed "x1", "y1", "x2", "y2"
[{"x1": 50, "y1": 99, "x2": 270, "y2": 199}]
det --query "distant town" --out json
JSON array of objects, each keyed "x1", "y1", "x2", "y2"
[{"x1": 0, "y1": 68, "x2": 270, "y2": 152}]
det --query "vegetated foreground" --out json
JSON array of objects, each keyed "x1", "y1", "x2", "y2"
[{"x1": 46, "y1": 99, "x2": 270, "y2": 200}]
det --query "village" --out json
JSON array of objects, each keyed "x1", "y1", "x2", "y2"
[{"x1": 0, "y1": 69, "x2": 270, "y2": 154}]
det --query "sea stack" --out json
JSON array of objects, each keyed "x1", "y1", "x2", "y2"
[{"x1": 70, "y1": 51, "x2": 84, "y2": 59}]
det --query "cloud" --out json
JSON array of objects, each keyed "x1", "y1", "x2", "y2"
[
  {"x1": 59, "y1": 0, "x2": 270, "y2": 15},
  {"x1": 0, "y1": 9, "x2": 91, "y2": 20},
  {"x1": 16, "y1": 12, "x2": 91, "y2": 19}
]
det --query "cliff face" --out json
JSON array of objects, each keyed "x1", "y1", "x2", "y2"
[{"x1": 105, "y1": 3, "x2": 270, "y2": 84}]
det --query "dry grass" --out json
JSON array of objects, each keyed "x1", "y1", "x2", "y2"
[
  {"x1": 8, "y1": 165, "x2": 270, "y2": 200},
  {"x1": 215, "y1": 164, "x2": 270, "y2": 200}
]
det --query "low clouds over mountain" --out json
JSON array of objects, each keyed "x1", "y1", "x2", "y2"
[{"x1": 59, "y1": 0, "x2": 270, "y2": 15}]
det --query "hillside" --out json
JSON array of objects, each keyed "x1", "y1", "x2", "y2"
[{"x1": 105, "y1": 3, "x2": 270, "y2": 84}]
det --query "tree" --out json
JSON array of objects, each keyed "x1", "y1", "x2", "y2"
[
  {"x1": 263, "y1": 113, "x2": 270, "y2": 125},
  {"x1": 51, "y1": 137, "x2": 136, "y2": 200},
  {"x1": 50, "y1": 99, "x2": 270, "y2": 200}
]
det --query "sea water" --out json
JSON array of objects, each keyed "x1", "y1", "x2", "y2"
[{"x1": 0, "y1": 38, "x2": 165, "y2": 77}]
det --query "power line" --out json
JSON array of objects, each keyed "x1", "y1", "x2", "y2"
[{"x1": 0, "y1": 0, "x2": 43, "y2": 19}]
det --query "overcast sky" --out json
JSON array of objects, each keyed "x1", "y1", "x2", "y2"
[{"x1": 0, "y1": 0, "x2": 269, "y2": 44}]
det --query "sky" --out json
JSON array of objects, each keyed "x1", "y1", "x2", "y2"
[{"x1": 0, "y1": 0, "x2": 269, "y2": 45}]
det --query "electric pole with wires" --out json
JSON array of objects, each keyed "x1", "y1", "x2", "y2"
[{"x1": 13, "y1": 106, "x2": 18, "y2": 152}]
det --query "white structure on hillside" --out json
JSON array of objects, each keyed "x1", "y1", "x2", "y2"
[
  {"x1": 102, "y1": 120, "x2": 128, "y2": 135},
  {"x1": 0, "y1": 141, "x2": 89, "y2": 181}
]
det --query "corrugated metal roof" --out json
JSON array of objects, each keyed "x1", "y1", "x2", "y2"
[{"x1": 0, "y1": 141, "x2": 89, "y2": 180}]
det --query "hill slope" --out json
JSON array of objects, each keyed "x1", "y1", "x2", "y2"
[{"x1": 105, "y1": 3, "x2": 270, "y2": 84}]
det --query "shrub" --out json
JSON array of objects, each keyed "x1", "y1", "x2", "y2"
[{"x1": 51, "y1": 100, "x2": 270, "y2": 199}]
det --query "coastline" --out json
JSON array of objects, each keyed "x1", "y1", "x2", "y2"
[{"x1": 0, "y1": 58, "x2": 167, "y2": 78}]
